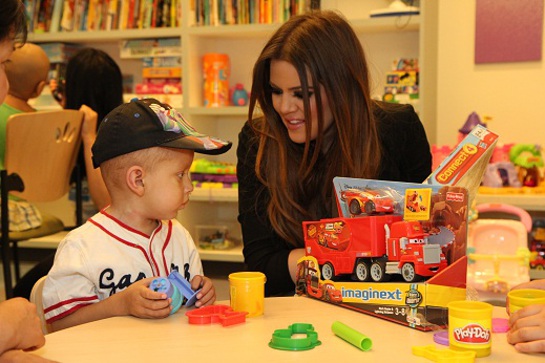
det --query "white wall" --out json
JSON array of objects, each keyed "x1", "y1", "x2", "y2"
[{"x1": 435, "y1": 1, "x2": 545, "y2": 146}]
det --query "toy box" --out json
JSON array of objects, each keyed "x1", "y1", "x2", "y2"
[{"x1": 296, "y1": 125, "x2": 499, "y2": 331}]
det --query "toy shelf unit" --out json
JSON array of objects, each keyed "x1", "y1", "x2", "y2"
[{"x1": 25, "y1": 0, "x2": 436, "y2": 263}]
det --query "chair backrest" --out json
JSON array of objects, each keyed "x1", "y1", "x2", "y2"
[
  {"x1": 5, "y1": 109, "x2": 83, "y2": 202},
  {"x1": 30, "y1": 275, "x2": 50, "y2": 334}
]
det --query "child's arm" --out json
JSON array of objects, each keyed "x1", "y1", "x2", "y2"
[
  {"x1": 191, "y1": 276, "x2": 216, "y2": 308},
  {"x1": 79, "y1": 104, "x2": 110, "y2": 210},
  {"x1": 507, "y1": 304, "x2": 545, "y2": 353},
  {"x1": 50, "y1": 278, "x2": 171, "y2": 332}
]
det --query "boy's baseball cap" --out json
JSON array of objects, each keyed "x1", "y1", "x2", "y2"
[{"x1": 92, "y1": 98, "x2": 232, "y2": 168}]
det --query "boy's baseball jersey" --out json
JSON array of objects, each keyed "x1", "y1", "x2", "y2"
[{"x1": 43, "y1": 210, "x2": 203, "y2": 324}]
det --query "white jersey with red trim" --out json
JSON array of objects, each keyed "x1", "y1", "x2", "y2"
[{"x1": 42, "y1": 210, "x2": 203, "y2": 324}]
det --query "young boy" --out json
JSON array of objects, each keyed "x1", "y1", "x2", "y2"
[
  {"x1": 0, "y1": 43, "x2": 50, "y2": 169},
  {"x1": 42, "y1": 98, "x2": 232, "y2": 331}
]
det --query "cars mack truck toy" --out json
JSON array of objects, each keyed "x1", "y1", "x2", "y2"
[{"x1": 303, "y1": 214, "x2": 448, "y2": 283}]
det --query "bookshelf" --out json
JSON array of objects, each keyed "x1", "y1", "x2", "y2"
[{"x1": 26, "y1": 0, "x2": 433, "y2": 263}]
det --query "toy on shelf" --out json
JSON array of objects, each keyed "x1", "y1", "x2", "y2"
[
  {"x1": 457, "y1": 112, "x2": 489, "y2": 144},
  {"x1": 481, "y1": 142, "x2": 521, "y2": 189},
  {"x1": 190, "y1": 158, "x2": 237, "y2": 188},
  {"x1": 196, "y1": 225, "x2": 237, "y2": 250},
  {"x1": 510, "y1": 144, "x2": 544, "y2": 187},
  {"x1": 370, "y1": 0, "x2": 420, "y2": 18},
  {"x1": 480, "y1": 143, "x2": 545, "y2": 193},
  {"x1": 466, "y1": 203, "x2": 531, "y2": 297},
  {"x1": 381, "y1": 58, "x2": 419, "y2": 106},
  {"x1": 230, "y1": 83, "x2": 249, "y2": 106},
  {"x1": 529, "y1": 219, "x2": 545, "y2": 270}
]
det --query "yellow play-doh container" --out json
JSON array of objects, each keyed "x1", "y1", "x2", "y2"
[
  {"x1": 448, "y1": 300, "x2": 493, "y2": 358},
  {"x1": 508, "y1": 289, "x2": 545, "y2": 314},
  {"x1": 229, "y1": 272, "x2": 266, "y2": 317}
]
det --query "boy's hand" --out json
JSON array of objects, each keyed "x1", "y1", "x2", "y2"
[
  {"x1": 120, "y1": 278, "x2": 172, "y2": 319},
  {"x1": 507, "y1": 304, "x2": 545, "y2": 353},
  {"x1": 191, "y1": 276, "x2": 216, "y2": 307}
]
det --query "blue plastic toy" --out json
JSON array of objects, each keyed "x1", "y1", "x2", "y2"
[
  {"x1": 231, "y1": 83, "x2": 248, "y2": 106},
  {"x1": 149, "y1": 271, "x2": 201, "y2": 314}
]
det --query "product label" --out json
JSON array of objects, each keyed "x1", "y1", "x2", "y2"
[
  {"x1": 452, "y1": 323, "x2": 491, "y2": 345},
  {"x1": 435, "y1": 144, "x2": 479, "y2": 184}
]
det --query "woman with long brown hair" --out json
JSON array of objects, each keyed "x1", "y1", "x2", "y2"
[{"x1": 237, "y1": 10, "x2": 432, "y2": 296}]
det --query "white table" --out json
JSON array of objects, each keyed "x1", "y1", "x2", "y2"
[{"x1": 33, "y1": 296, "x2": 542, "y2": 362}]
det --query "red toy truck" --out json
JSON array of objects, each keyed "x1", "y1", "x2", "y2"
[{"x1": 303, "y1": 214, "x2": 448, "y2": 282}]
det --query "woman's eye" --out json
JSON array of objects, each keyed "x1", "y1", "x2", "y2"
[
  {"x1": 294, "y1": 91, "x2": 313, "y2": 99},
  {"x1": 270, "y1": 86, "x2": 282, "y2": 95}
]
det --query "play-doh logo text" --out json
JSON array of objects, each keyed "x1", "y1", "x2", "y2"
[{"x1": 453, "y1": 324, "x2": 490, "y2": 344}]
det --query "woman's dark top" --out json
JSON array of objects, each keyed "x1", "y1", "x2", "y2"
[{"x1": 236, "y1": 102, "x2": 432, "y2": 296}]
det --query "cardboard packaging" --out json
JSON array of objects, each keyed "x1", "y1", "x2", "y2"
[{"x1": 295, "y1": 126, "x2": 499, "y2": 331}]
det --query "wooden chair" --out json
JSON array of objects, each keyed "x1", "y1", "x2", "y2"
[
  {"x1": 1, "y1": 110, "x2": 83, "y2": 298},
  {"x1": 30, "y1": 275, "x2": 50, "y2": 334}
]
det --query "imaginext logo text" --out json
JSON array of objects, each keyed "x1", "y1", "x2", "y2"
[{"x1": 341, "y1": 287, "x2": 403, "y2": 302}]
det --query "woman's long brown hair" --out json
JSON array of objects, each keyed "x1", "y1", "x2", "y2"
[{"x1": 248, "y1": 10, "x2": 381, "y2": 246}]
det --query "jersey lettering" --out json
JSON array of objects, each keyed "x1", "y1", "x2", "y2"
[{"x1": 99, "y1": 268, "x2": 147, "y2": 296}]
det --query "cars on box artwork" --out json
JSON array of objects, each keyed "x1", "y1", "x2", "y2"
[
  {"x1": 296, "y1": 177, "x2": 469, "y2": 331},
  {"x1": 308, "y1": 177, "x2": 468, "y2": 282}
]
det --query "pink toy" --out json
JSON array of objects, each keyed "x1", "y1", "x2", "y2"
[
  {"x1": 431, "y1": 145, "x2": 453, "y2": 171},
  {"x1": 185, "y1": 304, "x2": 248, "y2": 326},
  {"x1": 467, "y1": 203, "x2": 531, "y2": 295},
  {"x1": 490, "y1": 143, "x2": 514, "y2": 163}
]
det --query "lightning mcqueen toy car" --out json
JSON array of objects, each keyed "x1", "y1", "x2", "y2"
[{"x1": 340, "y1": 188, "x2": 395, "y2": 216}]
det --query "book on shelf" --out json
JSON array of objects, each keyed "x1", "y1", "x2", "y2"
[
  {"x1": 192, "y1": 0, "x2": 321, "y2": 26},
  {"x1": 135, "y1": 79, "x2": 182, "y2": 94},
  {"x1": 142, "y1": 67, "x2": 182, "y2": 78},
  {"x1": 27, "y1": 0, "x2": 180, "y2": 33},
  {"x1": 142, "y1": 56, "x2": 181, "y2": 67},
  {"x1": 38, "y1": 42, "x2": 82, "y2": 63},
  {"x1": 135, "y1": 78, "x2": 182, "y2": 94},
  {"x1": 119, "y1": 38, "x2": 181, "y2": 59}
]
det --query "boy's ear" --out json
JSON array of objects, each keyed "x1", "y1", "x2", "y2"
[
  {"x1": 32, "y1": 80, "x2": 46, "y2": 99},
  {"x1": 127, "y1": 166, "x2": 145, "y2": 196}
]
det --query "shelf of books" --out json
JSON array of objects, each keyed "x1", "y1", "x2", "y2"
[{"x1": 28, "y1": 27, "x2": 183, "y2": 43}]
